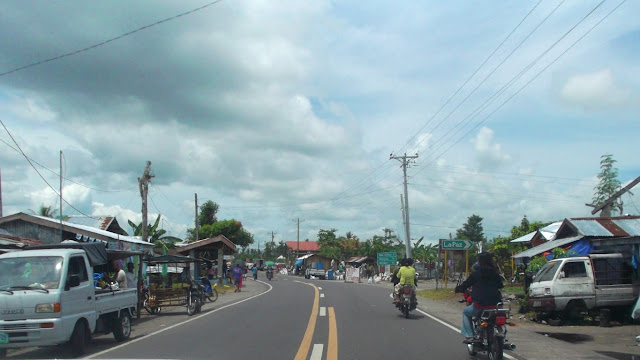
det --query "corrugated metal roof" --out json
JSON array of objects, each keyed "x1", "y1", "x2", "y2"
[
  {"x1": 540, "y1": 221, "x2": 562, "y2": 240},
  {"x1": 65, "y1": 216, "x2": 114, "y2": 230},
  {"x1": 571, "y1": 220, "x2": 614, "y2": 237},
  {"x1": 513, "y1": 236, "x2": 583, "y2": 259},
  {"x1": 511, "y1": 231, "x2": 535, "y2": 243},
  {"x1": 611, "y1": 219, "x2": 640, "y2": 236}
]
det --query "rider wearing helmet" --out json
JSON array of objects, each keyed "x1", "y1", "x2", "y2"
[
  {"x1": 393, "y1": 258, "x2": 417, "y2": 303},
  {"x1": 455, "y1": 252, "x2": 503, "y2": 343}
]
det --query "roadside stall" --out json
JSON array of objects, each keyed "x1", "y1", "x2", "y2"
[{"x1": 143, "y1": 254, "x2": 203, "y2": 316}]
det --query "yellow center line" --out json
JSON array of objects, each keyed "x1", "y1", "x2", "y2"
[
  {"x1": 294, "y1": 282, "x2": 319, "y2": 360},
  {"x1": 327, "y1": 307, "x2": 338, "y2": 360}
]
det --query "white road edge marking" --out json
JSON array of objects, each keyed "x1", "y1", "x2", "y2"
[
  {"x1": 310, "y1": 344, "x2": 324, "y2": 360},
  {"x1": 87, "y1": 280, "x2": 273, "y2": 359},
  {"x1": 319, "y1": 307, "x2": 326, "y2": 316},
  {"x1": 318, "y1": 287, "x2": 322, "y2": 290},
  {"x1": 416, "y1": 309, "x2": 517, "y2": 360},
  {"x1": 320, "y1": 293, "x2": 325, "y2": 298}
]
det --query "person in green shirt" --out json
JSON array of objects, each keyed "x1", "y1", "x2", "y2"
[{"x1": 393, "y1": 258, "x2": 417, "y2": 303}]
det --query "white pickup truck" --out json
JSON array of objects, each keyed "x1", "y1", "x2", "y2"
[
  {"x1": 0, "y1": 243, "x2": 138, "y2": 357},
  {"x1": 528, "y1": 253, "x2": 638, "y2": 320}
]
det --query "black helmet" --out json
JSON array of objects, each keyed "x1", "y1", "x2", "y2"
[{"x1": 405, "y1": 258, "x2": 414, "y2": 266}]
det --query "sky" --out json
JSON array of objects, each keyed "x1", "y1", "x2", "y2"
[{"x1": 0, "y1": 0, "x2": 639, "y2": 249}]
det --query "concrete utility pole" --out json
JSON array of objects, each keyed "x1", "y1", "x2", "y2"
[
  {"x1": 59, "y1": 151, "x2": 63, "y2": 242},
  {"x1": 194, "y1": 193, "x2": 199, "y2": 242},
  {"x1": 400, "y1": 194, "x2": 409, "y2": 257},
  {"x1": 0, "y1": 168, "x2": 3, "y2": 217},
  {"x1": 138, "y1": 161, "x2": 154, "y2": 244},
  {"x1": 293, "y1": 218, "x2": 305, "y2": 259},
  {"x1": 391, "y1": 152, "x2": 418, "y2": 258}
]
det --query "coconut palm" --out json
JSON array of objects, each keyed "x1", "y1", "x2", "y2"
[{"x1": 30, "y1": 204, "x2": 58, "y2": 218}]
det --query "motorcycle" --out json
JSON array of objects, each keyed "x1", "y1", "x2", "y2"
[
  {"x1": 198, "y1": 277, "x2": 218, "y2": 303},
  {"x1": 187, "y1": 279, "x2": 205, "y2": 316},
  {"x1": 266, "y1": 269, "x2": 273, "y2": 281},
  {"x1": 395, "y1": 284, "x2": 417, "y2": 318},
  {"x1": 465, "y1": 302, "x2": 516, "y2": 360}
]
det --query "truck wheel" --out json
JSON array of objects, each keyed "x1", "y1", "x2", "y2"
[
  {"x1": 68, "y1": 320, "x2": 88, "y2": 356},
  {"x1": 113, "y1": 312, "x2": 132, "y2": 342}
]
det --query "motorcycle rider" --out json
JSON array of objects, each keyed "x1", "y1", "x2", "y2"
[
  {"x1": 393, "y1": 258, "x2": 417, "y2": 304},
  {"x1": 266, "y1": 265, "x2": 274, "y2": 279},
  {"x1": 455, "y1": 252, "x2": 503, "y2": 344}
]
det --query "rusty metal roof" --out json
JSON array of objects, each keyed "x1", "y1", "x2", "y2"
[
  {"x1": 65, "y1": 215, "x2": 115, "y2": 230},
  {"x1": 567, "y1": 216, "x2": 640, "y2": 237}
]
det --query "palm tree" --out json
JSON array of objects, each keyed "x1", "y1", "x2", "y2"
[
  {"x1": 30, "y1": 204, "x2": 58, "y2": 218},
  {"x1": 125, "y1": 215, "x2": 183, "y2": 251}
]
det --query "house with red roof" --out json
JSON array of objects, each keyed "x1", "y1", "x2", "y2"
[{"x1": 286, "y1": 240, "x2": 320, "y2": 255}]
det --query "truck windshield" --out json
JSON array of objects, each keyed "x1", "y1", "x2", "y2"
[
  {"x1": 534, "y1": 261, "x2": 562, "y2": 283},
  {"x1": 0, "y1": 256, "x2": 64, "y2": 290}
]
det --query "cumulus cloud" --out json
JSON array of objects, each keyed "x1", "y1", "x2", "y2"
[
  {"x1": 471, "y1": 127, "x2": 511, "y2": 171},
  {"x1": 560, "y1": 69, "x2": 633, "y2": 110}
]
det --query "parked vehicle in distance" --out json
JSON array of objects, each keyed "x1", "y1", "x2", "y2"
[
  {"x1": 305, "y1": 267, "x2": 326, "y2": 280},
  {"x1": 0, "y1": 243, "x2": 138, "y2": 357},
  {"x1": 528, "y1": 253, "x2": 638, "y2": 321}
]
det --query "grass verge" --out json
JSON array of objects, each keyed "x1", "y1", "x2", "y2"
[{"x1": 416, "y1": 288, "x2": 458, "y2": 301}]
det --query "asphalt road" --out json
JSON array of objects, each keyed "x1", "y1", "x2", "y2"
[
  {"x1": 3, "y1": 274, "x2": 482, "y2": 359},
  {"x1": 89, "y1": 274, "x2": 472, "y2": 360}
]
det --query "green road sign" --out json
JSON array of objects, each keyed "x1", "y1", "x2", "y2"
[
  {"x1": 377, "y1": 252, "x2": 397, "y2": 265},
  {"x1": 441, "y1": 239, "x2": 474, "y2": 251}
]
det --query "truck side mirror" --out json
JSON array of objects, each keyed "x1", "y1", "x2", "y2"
[{"x1": 65, "y1": 275, "x2": 80, "y2": 290}]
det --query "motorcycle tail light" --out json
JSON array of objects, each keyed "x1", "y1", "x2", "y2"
[
  {"x1": 496, "y1": 316, "x2": 507, "y2": 325},
  {"x1": 480, "y1": 322, "x2": 489, "y2": 328},
  {"x1": 403, "y1": 288, "x2": 411, "y2": 294}
]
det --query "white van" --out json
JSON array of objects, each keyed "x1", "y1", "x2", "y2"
[
  {"x1": 0, "y1": 243, "x2": 138, "y2": 357},
  {"x1": 528, "y1": 253, "x2": 638, "y2": 318}
]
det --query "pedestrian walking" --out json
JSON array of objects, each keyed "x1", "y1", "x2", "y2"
[
  {"x1": 233, "y1": 264, "x2": 243, "y2": 292},
  {"x1": 252, "y1": 265, "x2": 258, "y2": 280}
]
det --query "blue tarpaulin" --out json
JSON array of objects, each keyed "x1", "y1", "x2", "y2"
[{"x1": 544, "y1": 238, "x2": 593, "y2": 260}]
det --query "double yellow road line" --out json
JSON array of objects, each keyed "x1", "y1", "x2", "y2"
[{"x1": 294, "y1": 283, "x2": 338, "y2": 360}]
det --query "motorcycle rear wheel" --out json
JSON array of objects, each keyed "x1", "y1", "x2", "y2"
[
  {"x1": 404, "y1": 304, "x2": 410, "y2": 318},
  {"x1": 488, "y1": 335, "x2": 504, "y2": 360}
]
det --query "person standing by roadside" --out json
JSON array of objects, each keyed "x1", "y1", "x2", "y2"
[
  {"x1": 233, "y1": 264, "x2": 243, "y2": 292},
  {"x1": 126, "y1": 262, "x2": 137, "y2": 291},
  {"x1": 252, "y1": 265, "x2": 258, "y2": 280}
]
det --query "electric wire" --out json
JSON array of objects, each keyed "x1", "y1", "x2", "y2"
[
  {"x1": 0, "y1": 0, "x2": 225, "y2": 77},
  {"x1": 407, "y1": 0, "x2": 566, "y2": 156},
  {"x1": 414, "y1": 0, "x2": 622, "y2": 175},
  {"x1": 395, "y1": 0, "x2": 545, "y2": 156},
  {"x1": 0, "y1": 118, "x2": 97, "y2": 218},
  {"x1": 0, "y1": 137, "x2": 138, "y2": 192}
]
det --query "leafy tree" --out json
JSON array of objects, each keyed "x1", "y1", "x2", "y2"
[
  {"x1": 317, "y1": 229, "x2": 342, "y2": 260},
  {"x1": 592, "y1": 154, "x2": 623, "y2": 215},
  {"x1": 456, "y1": 214, "x2": 485, "y2": 252},
  {"x1": 199, "y1": 219, "x2": 254, "y2": 248},
  {"x1": 198, "y1": 200, "x2": 219, "y2": 226},
  {"x1": 31, "y1": 204, "x2": 58, "y2": 218},
  {"x1": 125, "y1": 215, "x2": 183, "y2": 250}
]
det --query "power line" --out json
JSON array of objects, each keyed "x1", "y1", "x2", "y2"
[
  {"x1": 408, "y1": 0, "x2": 565, "y2": 155},
  {"x1": 0, "y1": 137, "x2": 137, "y2": 192},
  {"x1": 0, "y1": 118, "x2": 96, "y2": 218},
  {"x1": 0, "y1": 0, "x2": 225, "y2": 77},
  {"x1": 395, "y1": 0, "x2": 545, "y2": 156},
  {"x1": 415, "y1": 0, "x2": 620, "y2": 173}
]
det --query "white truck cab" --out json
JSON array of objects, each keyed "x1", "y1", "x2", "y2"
[
  {"x1": 0, "y1": 243, "x2": 138, "y2": 357},
  {"x1": 528, "y1": 253, "x2": 638, "y2": 317}
]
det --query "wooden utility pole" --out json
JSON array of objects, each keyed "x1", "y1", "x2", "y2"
[
  {"x1": 138, "y1": 161, "x2": 154, "y2": 244},
  {"x1": 195, "y1": 193, "x2": 199, "y2": 242},
  {"x1": 293, "y1": 218, "x2": 305, "y2": 259},
  {"x1": 587, "y1": 175, "x2": 640, "y2": 217},
  {"x1": 59, "y1": 151, "x2": 63, "y2": 242}
]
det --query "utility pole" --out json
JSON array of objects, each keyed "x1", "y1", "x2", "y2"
[
  {"x1": 271, "y1": 231, "x2": 277, "y2": 243},
  {"x1": 391, "y1": 152, "x2": 417, "y2": 258},
  {"x1": 400, "y1": 194, "x2": 409, "y2": 257},
  {"x1": 293, "y1": 218, "x2": 305, "y2": 259},
  {"x1": 194, "y1": 193, "x2": 199, "y2": 242},
  {"x1": 59, "y1": 151, "x2": 63, "y2": 242},
  {"x1": 0, "y1": 168, "x2": 3, "y2": 217},
  {"x1": 138, "y1": 161, "x2": 154, "y2": 244}
]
